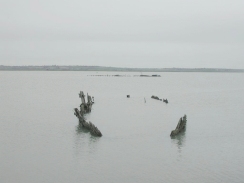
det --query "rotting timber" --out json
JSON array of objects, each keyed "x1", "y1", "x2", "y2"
[
  {"x1": 170, "y1": 115, "x2": 187, "y2": 137},
  {"x1": 151, "y1": 95, "x2": 162, "y2": 101},
  {"x1": 163, "y1": 99, "x2": 168, "y2": 104},
  {"x1": 74, "y1": 91, "x2": 102, "y2": 137}
]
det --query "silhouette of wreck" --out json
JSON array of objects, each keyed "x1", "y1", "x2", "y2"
[
  {"x1": 74, "y1": 91, "x2": 102, "y2": 137},
  {"x1": 151, "y1": 95, "x2": 168, "y2": 103},
  {"x1": 170, "y1": 115, "x2": 187, "y2": 137},
  {"x1": 151, "y1": 95, "x2": 162, "y2": 101},
  {"x1": 163, "y1": 99, "x2": 168, "y2": 104}
]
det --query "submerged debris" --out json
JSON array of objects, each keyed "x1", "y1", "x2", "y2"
[
  {"x1": 170, "y1": 115, "x2": 187, "y2": 137},
  {"x1": 138, "y1": 75, "x2": 161, "y2": 77},
  {"x1": 151, "y1": 95, "x2": 162, "y2": 101},
  {"x1": 163, "y1": 99, "x2": 168, "y2": 104},
  {"x1": 151, "y1": 74, "x2": 161, "y2": 77}
]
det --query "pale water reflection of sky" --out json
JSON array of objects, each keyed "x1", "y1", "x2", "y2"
[{"x1": 1, "y1": 0, "x2": 244, "y2": 69}]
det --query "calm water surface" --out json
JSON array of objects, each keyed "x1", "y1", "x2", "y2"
[{"x1": 0, "y1": 71, "x2": 244, "y2": 183}]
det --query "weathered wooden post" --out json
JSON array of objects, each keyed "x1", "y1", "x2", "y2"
[
  {"x1": 79, "y1": 91, "x2": 86, "y2": 104},
  {"x1": 85, "y1": 93, "x2": 93, "y2": 112},
  {"x1": 79, "y1": 91, "x2": 87, "y2": 113},
  {"x1": 170, "y1": 115, "x2": 187, "y2": 137}
]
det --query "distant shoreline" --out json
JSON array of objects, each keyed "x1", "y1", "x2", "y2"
[{"x1": 0, "y1": 65, "x2": 244, "y2": 73}]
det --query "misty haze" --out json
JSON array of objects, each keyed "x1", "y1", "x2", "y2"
[
  {"x1": 1, "y1": 1, "x2": 244, "y2": 183},
  {"x1": 1, "y1": 0, "x2": 244, "y2": 68}
]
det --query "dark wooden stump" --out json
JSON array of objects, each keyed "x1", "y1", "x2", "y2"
[
  {"x1": 170, "y1": 115, "x2": 187, "y2": 137},
  {"x1": 163, "y1": 99, "x2": 168, "y2": 104}
]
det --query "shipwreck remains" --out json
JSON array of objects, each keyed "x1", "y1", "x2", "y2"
[
  {"x1": 170, "y1": 115, "x2": 187, "y2": 137},
  {"x1": 74, "y1": 91, "x2": 102, "y2": 137},
  {"x1": 79, "y1": 91, "x2": 94, "y2": 114},
  {"x1": 151, "y1": 95, "x2": 162, "y2": 101},
  {"x1": 163, "y1": 99, "x2": 168, "y2": 104}
]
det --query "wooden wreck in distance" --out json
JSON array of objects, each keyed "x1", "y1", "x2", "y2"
[
  {"x1": 74, "y1": 91, "x2": 102, "y2": 137},
  {"x1": 151, "y1": 95, "x2": 168, "y2": 103},
  {"x1": 170, "y1": 115, "x2": 187, "y2": 137},
  {"x1": 163, "y1": 99, "x2": 168, "y2": 104},
  {"x1": 151, "y1": 95, "x2": 162, "y2": 101}
]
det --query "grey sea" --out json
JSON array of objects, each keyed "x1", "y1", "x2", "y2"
[{"x1": 0, "y1": 71, "x2": 244, "y2": 183}]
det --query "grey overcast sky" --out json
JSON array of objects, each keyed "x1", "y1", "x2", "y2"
[{"x1": 0, "y1": 0, "x2": 244, "y2": 68}]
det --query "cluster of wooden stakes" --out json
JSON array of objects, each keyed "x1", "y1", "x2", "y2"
[{"x1": 74, "y1": 91, "x2": 187, "y2": 137}]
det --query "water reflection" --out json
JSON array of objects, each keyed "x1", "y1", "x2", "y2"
[
  {"x1": 74, "y1": 124, "x2": 100, "y2": 156},
  {"x1": 76, "y1": 123, "x2": 89, "y2": 134},
  {"x1": 171, "y1": 130, "x2": 186, "y2": 153}
]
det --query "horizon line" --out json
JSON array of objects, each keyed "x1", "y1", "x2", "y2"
[{"x1": 1, "y1": 65, "x2": 244, "y2": 70}]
